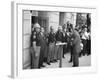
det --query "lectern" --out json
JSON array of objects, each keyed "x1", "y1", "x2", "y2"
[{"x1": 56, "y1": 42, "x2": 67, "y2": 67}]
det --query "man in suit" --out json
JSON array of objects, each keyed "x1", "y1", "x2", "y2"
[
  {"x1": 62, "y1": 28, "x2": 68, "y2": 58},
  {"x1": 70, "y1": 26, "x2": 81, "y2": 67}
]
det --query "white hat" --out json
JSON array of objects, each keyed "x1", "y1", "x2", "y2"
[{"x1": 33, "y1": 23, "x2": 40, "y2": 28}]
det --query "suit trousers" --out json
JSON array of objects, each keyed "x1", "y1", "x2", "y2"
[
  {"x1": 73, "y1": 49, "x2": 79, "y2": 67},
  {"x1": 82, "y1": 39, "x2": 87, "y2": 55},
  {"x1": 70, "y1": 46, "x2": 73, "y2": 62}
]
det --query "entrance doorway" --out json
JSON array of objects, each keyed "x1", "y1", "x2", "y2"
[{"x1": 31, "y1": 16, "x2": 49, "y2": 34}]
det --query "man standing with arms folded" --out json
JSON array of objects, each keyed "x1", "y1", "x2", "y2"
[{"x1": 47, "y1": 26, "x2": 56, "y2": 65}]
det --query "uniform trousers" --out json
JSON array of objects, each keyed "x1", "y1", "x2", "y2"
[
  {"x1": 39, "y1": 45, "x2": 45, "y2": 67},
  {"x1": 47, "y1": 43, "x2": 55, "y2": 63},
  {"x1": 54, "y1": 41, "x2": 63, "y2": 60},
  {"x1": 31, "y1": 46, "x2": 41, "y2": 69}
]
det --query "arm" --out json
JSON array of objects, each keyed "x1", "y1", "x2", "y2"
[
  {"x1": 32, "y1": 32, "x2": 37, "y2": 53},
  {"x1": 72, "y1": 35, "x2": 78, "y2": 45},
  {"x1": 32, "y1": 41, "x2": 37, "y2": 52},
  {"x1": 72, "y1": 31, "x2": 79, "y2": 46}
]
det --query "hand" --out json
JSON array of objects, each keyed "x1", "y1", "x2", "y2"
[
  {"x1": 35, "y1": 52, "x2": 39, "y2": 58},
  {"x1": 70, "y1": 41, "x2": 72, "y2": 45}
]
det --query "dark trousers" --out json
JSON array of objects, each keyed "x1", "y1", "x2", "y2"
[
  {"x1": 66, "y1": 43, "x2": 71, "y2": 52},
  {"x1": 73, "y1": 51, "x2": 79, "y2": 67},
  {"x1": 82, "y1": 39, "x2": 87, "y2": 55},
  {"x1": 87, "y1": 40, "x2": 91, "y2": 55},
  {"x1": 70, "y1": 46, "x2": 79, "y2": 67},
  {"x1": 69, "y1": 46, "x2": 73, "y2": 62},
  {"x1": 63, "y1": 45, "x2": 67, "y2": 57}
]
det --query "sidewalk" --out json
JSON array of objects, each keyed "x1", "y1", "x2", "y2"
[{"x1": 42, "y1": 53, "x2": 91, "y2": 68}]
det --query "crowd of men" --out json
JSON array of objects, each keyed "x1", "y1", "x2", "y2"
[{"x1": 30, "y1": 21, "x2": 91, "y2": 69}]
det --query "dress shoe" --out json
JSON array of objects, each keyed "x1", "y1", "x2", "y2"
[
  {"x1": 41, "y1": 65, "x2": 45, "y2": 67},
  {"x1": 47, "y1": 62, "x2": 51, "y2": 65},
  {"x1": 50, "y1": 61, "x2": 55, "y2": 63},
  {"x1": 38, "y1": 66, "x2": 41, "y2": 69},
  {"x1": 68, "y1": 60, "x2": 72, "y2": 63},
  {"x1": 72, "y1": 65, "x2": 78, "y2": 67},
  {"x1": 54, "y1": 59, "x2": 57, "y2": 62}
]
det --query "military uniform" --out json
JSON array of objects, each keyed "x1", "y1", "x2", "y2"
[
  {"x1": 38, "y1": 32, "x2": 47, "y2": 68},
  {"x1": 47, "y1": 32, "x2": 55, "y2": 63},
  {"x1": 55, "y1": 31, "x2": 63, "y2": 60},
  {"x1": 31, "y1": 31, "x2": 41, "y2": 68}
]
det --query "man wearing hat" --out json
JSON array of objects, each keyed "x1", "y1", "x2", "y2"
[{"x1": 31, "y1": 23, "x2": 41, "y2": 68}]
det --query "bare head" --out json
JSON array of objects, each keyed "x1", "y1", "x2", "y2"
[
  {"x1": 40, "y1": 27, "x2": 45, "y2": 33},
  {"x1": 67, "y1": 21, "x2": 70, "y2": 24},
  {"x1": 50, "y1": 26, "x2": 54, "y2": 32},
  {"x1": 58, "y1": 26, "x2": 62, "y2": 32}
]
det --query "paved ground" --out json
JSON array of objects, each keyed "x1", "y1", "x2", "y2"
[{"x1": 42, "y1": 53, "x2": 91, "y2": 69}]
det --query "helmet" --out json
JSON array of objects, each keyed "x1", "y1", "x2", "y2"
[{"x1": 33, "y1": 23, "x2": 40, "y2": 28}]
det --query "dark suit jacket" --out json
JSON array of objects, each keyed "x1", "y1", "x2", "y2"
[
  {"x1": 72, "y1": 30, "x2": 81, "y2": 54},
  {"x1": 62, "y1": 32, "x2": 68, "y2": 43}
]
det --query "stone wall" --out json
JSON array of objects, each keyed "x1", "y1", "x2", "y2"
[
  {"x1": 23, "y1": 10, "x2": 32, "y2": 69},
  {"x1": 23, "y1": 11, "x2": 77, "y2": 69},
  {"x1": 59, "y1": 12, "x2": 77, "y2": 28},
  {"x1": 38, "y1": 11, "x2": 59, "y2": 32}
]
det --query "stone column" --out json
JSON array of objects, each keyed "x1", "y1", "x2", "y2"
[
  {"x1": 61, "y1": 12, "x2": 77, "y2": 29},
  {"x1": 38, "y1": 11, "x2": 59, "y2": 32}
]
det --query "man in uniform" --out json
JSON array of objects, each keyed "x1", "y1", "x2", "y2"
[
  {"x1": 47, "y1": 26, "x2": 56, "y2": 65},
  {"x1": 31, "y1": 23, "x2": 41, "y2": 69},
  {"x1": 55, "y1": 26, "x2": 63, "y2": 60},
  {"x1": 38, "y1": 27, "x2": 46, "y2": 68}
]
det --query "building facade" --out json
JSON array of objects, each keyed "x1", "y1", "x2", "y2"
[{"x1": 23, "y1": 10, "x2": 89, "y2": 69}]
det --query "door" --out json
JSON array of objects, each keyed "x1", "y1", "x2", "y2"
[{"x1": 31, "y1": 16, "x2": 49, "y2": 34}]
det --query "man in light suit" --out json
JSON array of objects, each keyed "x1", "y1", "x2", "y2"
[{"x1": 71, "y1": 27, "x2": 81, "y2": 67}]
